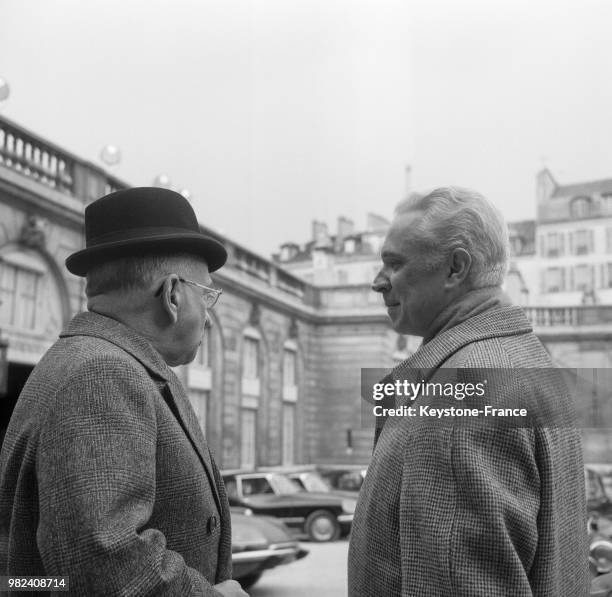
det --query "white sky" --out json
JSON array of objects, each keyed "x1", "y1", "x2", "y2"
[{"x1": 1, "y1": 0, "x2": 611, "y2": 257}]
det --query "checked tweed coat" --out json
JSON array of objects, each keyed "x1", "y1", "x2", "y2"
[
  {"x1": 348, "y1": 300, "x2": 589, "y2": 596},
  {"x1": 0, "y1": 312, "x2": 232, "y2": 596}
]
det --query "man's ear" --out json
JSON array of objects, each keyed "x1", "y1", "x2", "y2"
[
  {"x1": 159, "y1": 275, "x2": 181, "y2": 324},
  {"x1": 446, "y1": 248, "x2": 471, "y2": 287}
]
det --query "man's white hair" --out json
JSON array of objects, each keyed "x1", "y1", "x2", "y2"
[{"x1": 394, "y1": 186, "x2": 509, "y2": 288}]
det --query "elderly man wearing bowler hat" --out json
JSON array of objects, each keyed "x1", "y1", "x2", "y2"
[{"x1": 0, "y1": 188, "x2": 247, "y2": 596}]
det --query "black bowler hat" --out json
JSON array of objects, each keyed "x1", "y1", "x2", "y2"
[{"x1": 65, "y1": 187, "x2": 228, "y2": 276}]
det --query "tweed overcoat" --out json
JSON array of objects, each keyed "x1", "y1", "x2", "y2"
[
  {"x1": 0, "y1": 312, "x2": 232, "y2": 596},
  {"x1": 348, "y1": 303, "x2": 589, "y2": 596}
]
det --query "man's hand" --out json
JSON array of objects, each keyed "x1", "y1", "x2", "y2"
[{"x1": 213, "y1": 579, "x2": 249, "y2": 596}]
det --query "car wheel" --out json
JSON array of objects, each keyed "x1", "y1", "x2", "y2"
[
  {"x1": 238, "y1": 571, "x2": 263, "y2": 590},
  {"x1": 305, "y1": 509, "x2": 340, "y2": 542}
]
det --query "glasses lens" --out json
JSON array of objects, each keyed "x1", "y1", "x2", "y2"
[{"x1": 204, "y1": 291, "x2": 219, "y2": 308}]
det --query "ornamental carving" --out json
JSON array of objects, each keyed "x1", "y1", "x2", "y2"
[{"x1": 20, "y1": 215, "x2": 47, "y2": 249}]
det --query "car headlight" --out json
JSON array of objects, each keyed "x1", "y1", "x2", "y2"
[
  {"x1": 342, "y1": 499, "x2": 356, "y2": 514},
  {"x1": 591, "y1": 540, "x2": 612, "y2": 574}
]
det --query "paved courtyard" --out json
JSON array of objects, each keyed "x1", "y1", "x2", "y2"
[{"x1": 250, "y1": 539, "x2": 349, "y2": 597}]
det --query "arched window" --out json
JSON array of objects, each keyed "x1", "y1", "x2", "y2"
[{"x1": 0, "y1": 248, "x2": 65, "y2": 338}]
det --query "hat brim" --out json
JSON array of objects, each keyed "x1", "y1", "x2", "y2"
[{"x1": 65, "y1": 233, "x2": 228, "y2": 276}]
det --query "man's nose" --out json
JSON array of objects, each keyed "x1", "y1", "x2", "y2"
[{"x1": 371, "y1": 272, "x2": 390, "y2": 293}]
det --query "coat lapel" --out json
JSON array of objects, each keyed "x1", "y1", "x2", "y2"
[{"x1": 159, "y1": 375, "x2": 223, "y2": 515}]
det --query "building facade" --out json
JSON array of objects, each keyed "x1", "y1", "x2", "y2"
[
  {"x1": 0, "y1": 115, "x2": 401, "y2": 466},
  {"x1": 3, "y1": 116, "x2": 612, "y2": 465},
  {"x1": 274, "y1": 171, "x2": 612, "y2": 462}
]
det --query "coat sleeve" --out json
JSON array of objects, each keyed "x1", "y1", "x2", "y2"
[
  {"x1": 36, "y1": 356, "x2": 224, "y2": 597},
  {"x1": 447, "y1": 425, "x2": 540, "y2": 595}
]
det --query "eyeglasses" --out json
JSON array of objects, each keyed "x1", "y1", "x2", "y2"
[
  {"x1": 155, "y1": 275, "x2": 222, "y2": 308},
  {"x1": 178, "y1": 277, "x2": 222, "y2": 308}
]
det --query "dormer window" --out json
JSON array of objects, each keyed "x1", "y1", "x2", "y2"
[
  {"x1": 570, "y1": 196, "x2": 592, "y2": 219},
  {"x1": 510, "y1": 236, "x2": 524, "y2": 256},
  {"x1": 344, "y1": 238, "x2": 356, "y2": 254}
]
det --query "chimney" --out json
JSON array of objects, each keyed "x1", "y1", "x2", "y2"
[
  {"x1": 366, "y1": 212, "x2": 390, "y2": 232},
  {"x1": 312, "y1": 220, "x2": 331, "y2": 247},
  {"x1": 335, "y1": 216, "x2": 355, "y2": 252}
]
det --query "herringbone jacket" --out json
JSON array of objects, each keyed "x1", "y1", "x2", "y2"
[
  {"x1": 0, "y1": 312, "x2": 232, "y2": 596},
  {"x1": 348, "y1": 302, "x2": 589, "y2": 596}
]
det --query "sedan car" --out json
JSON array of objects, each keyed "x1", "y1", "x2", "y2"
[
  {"x1": 263, "y1": 465, "x2": 363, "y2": 500},
  {"x1": 587, "y1": 465, "x2": 612, "y2": 520},
  {"x1": 223, "y1": 470, "x2": 356, "y2": 542},
  {"x1": 316, "y1": 464, "x2": 368, "y2": 496},
  {"x1": 231, "y1": 507, "x2": 308, "y2": 589}
]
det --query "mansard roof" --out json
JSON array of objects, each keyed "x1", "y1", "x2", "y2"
[{"x1": 552, "y1": 177, "x2": 612, "y2": 198}]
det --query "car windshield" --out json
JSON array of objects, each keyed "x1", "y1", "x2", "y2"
[
  {"x1": 268, "y1": 474, "x2": 302, "y2": 495},
  {"x1": 587, "y1": 468, "x2": 608, "y2": 502},
  {"x1": 300, "y1": 472, "x2": 331, "y2": 493}
]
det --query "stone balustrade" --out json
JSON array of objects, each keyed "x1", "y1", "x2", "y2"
[
  {"x1": 0, "y1": 115, "x2": 126, "y2": 202},
  {"x1": 523, "y1": 306, "x2": 612, "y2": 328}
]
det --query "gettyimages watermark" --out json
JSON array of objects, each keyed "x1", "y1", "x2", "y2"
[{"x1": 360, "y1": 368, "x2": 610, "y2": 429}]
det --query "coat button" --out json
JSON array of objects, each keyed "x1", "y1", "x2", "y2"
[{"x1": 207, "y1": 515, "x2": 218, "y2": 533}]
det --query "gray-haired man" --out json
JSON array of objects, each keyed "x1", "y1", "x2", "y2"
[{"x1": 348, "y1": 187, "x2": 588, "y2": 596}]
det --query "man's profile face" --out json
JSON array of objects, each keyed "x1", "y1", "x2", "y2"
[
  {"x1": 174, "y1": 263, "x2": 213, "y2": 365},
  {"x1": 374, "y1": 211, "x2": 448, "y2": 336}
]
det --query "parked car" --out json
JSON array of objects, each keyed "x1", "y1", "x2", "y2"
[
  {"x1": 588, "y1": 464, "x2": 612, "y2": 497},
  {"x1": 585, "y1": 466, "x2": 612, "y2": 592},
  {"x1": 222, "y1": 470, "x2": 356, "y2": 542},
  {"x1": 316, "y1": 464, "x2": 368, "y2": 495},
  {"x1": 587, "y1": 466, "x2": 612, "y2": 520},
  {"x1": 261, "y1": 465, "x2": 364, "y2": 499},
  {"x1": 231, "y1": 507, "x2": 308, "y2": 590}
]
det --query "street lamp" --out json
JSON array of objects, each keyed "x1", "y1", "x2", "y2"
[
  {"x1": 153, "y1": 174, "x2": 172, "y2": 189},
  {"x1": 0, "y1": 77, "x2": 10, "y2": 106},
  {"x1": 100, "y1": 144, "x2": 121, "y2": 166}
]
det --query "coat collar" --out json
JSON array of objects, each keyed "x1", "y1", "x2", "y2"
[
  {"x1": 60, "y1": 311, "x2": 171, "y2": 382},
  {"x1": 373, "y1": 299, "x2": 533, "y2": 448},
  {"x1": 393, "y1": 301, "x2": 532, "y2": 377}
]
